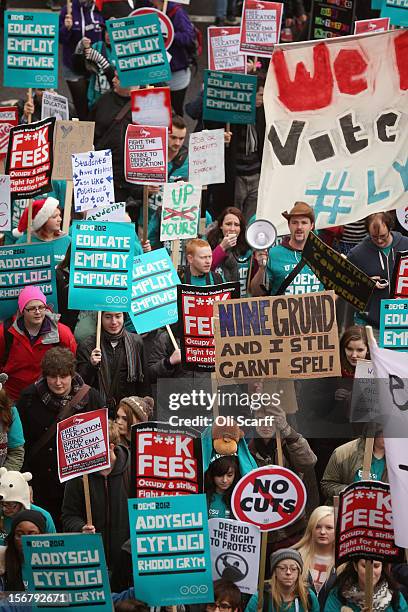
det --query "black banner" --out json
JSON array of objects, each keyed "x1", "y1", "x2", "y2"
[{"x1": 309, "y1": 0, "x2": 356, "y2": 40}]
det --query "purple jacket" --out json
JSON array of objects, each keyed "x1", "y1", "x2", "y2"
[{"x1": 59, "y1": 0, "x2": 105, "y2": 71}]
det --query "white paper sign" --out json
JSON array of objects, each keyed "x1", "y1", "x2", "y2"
[
  {"x1": 161, "y1": 182, "x2": 201, "y2": 241},
  {"x1": 86, "y1": 201, "x2": 126, "y2": 222},
  {"x1": 0, "y1": 175, "x2": 11, "y2": 232},
  {"x1": 189, "y1": 129, "x2": 225, "y2": 186},
  {"x1": 208, "y1": 27, "x2": 246, "y2": 73},
  {"x1": 41, "y1": 91, "x2": 69, "y2": 121},
  {"x1": 209, "y1": 518, "x2": 260, "y2": 594},
  {"x1": 72, "y1": 149, "x2": 115, "y2": 212}
]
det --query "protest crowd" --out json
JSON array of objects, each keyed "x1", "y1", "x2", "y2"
[{"x1": 0, "y1": 0, "x2": 408, "y2": 610}]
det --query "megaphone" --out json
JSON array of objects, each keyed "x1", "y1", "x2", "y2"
[{"x1": 246, "y1": 219, "x2": 277, "y2": 266}]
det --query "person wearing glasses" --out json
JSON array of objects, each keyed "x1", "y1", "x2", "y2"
[
  {"x1": 206, "y1": 579, "x2": 242, "y2": 612},
  {"x1": 0, "y1": 286, "x2": 77, "y2": 401},
  {"x1": 348, "y1": 212, "x2": 408, "y2": 328},
  {"x1": 247, "y1": 549, "x2": 319, "y2": 612}
]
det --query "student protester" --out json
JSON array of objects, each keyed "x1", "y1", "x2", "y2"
[
  {"x1": 17, "y1": 89, "x2": 76, "y2": 123},
  {"x1": 250, "y1": 202, "x2": 323, "y2": 296},
  {"x1": 207, "y1": 207, "x2": 253, "y2": 297},
  {"x1": 205, "y1": 455, "x2": 240, "y2": 519},
  {"x1": 0, "y1": 376, "x2": 24, "y2": 471},
  {"x1": 72, "y1": 31, "x2": 115, "y2": 111},
  {"x1": 205, "y1": 580, "x2": 242, "y2": 612},
  {"x1": 62, "y1": 421, "x2": 130, "y2": 572},
  {"x1": 348, "y1": 212, "x2": 408, "y2": 328},
  {"x1": 13, "y1": 197, "x2": 71, "y2": 264},
  {"x1": 294, "y1": 507, "x2": 335, "y2": 603},
  {"x1": 321, "y1": 430, "x2": 387, "y2": 504},
  {"x1": 17, "y1": 348, "x2": 104, "y2": 528},
  {"x1": 115, "y1": 396, "x2": 154, "y2": 447},
  {"x1": 76, "y1": 312, "x2": 149, "y2": 415},
  {"x1": 59, "y1": 0, "x2": 105, "y2": 119},
  {"x1": 180, "y1": 239, "x2": 224, "y2": 286},
  {"x1": 0, "y1": 287, "x2": 77, "y2": 401},
  {"x1": 323, "y1": 558, "x2": 408, "y2": 611}
]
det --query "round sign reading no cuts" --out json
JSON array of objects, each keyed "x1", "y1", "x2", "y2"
[{"x1": 231, "y1": 466, "x2": 307, "y2": 532}]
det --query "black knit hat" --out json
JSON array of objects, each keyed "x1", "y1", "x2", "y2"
[{"x1": 10, "y1": 509, "x2": 46, "y2": 535}]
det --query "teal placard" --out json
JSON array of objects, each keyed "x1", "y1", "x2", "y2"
[
  {"x1": 22, "y1": 533, "x2": 112, "y2": 611},
  {"x1": 203, "y1": 70, "x2": 257, "y2": 124},
  {"x1": 130, "y1": 248, "x2": 180, "y2": 334},
  {"x1": 129, "y1": 494, "x2": 214, "y2": 606},
  {"x1": 372, "y1": 0, "x2": 383, "y2": 8},
  {"x1": 107, "y1": 13, "x2": 171, "y2": 87},
  {"x1": 69, "y1": 220, "x2": 135, "y2": 312},
  {"x1": 379, "y1": 299, "x2": 408, "y2": 350},
  {"x1": 381, "y1": 0, "x2": 408, "y2": 25},
  {"x1": 0, "y1": 242, "x2": 57, "y2": 321},
  {"x1": 4, "y1": 11, "x2": 59, "y2": 89}
]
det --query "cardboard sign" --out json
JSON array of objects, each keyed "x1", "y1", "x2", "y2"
[
  {"x1": 130, "y1": 248, "x2": 180, "y2": 334},
  {"x1": 208, "y1": 27, "x2": 246, "y2": 73},
  {"x1": 69, "y1": 220, "x2": 134, "y2": 312},
  {"x1": 257, "y1": 31, "x2": 408, "y2": 235},
  {"x1": 240, "y1": 0, "x2": 283, "y2": 56},
  {"x1": 5, "y1": 117, "x2": 55, "y2": 199},
  {"x1": 390, "y1": 251, "x2": 408, "y2": 299},
  {"x1": 107, "y1": 14, "x2": 171, "y2": 87},
  {"x1": 86, "y1": 201, "x2": 126, "y2": 223},
  {"x1": 57, "y1": 408, "x2": 110, "y2": 483},
  {"x1": 128, "y1": 495, "x2": 214, "y2": 606},
  {"x1": 0, "y1": 242, "x2": 57, "y2": 320},
  {"x1": 52, "y1": 121, "x2": 95, "y2": 181},
  {"x1": 203, "y1": 70, "x2": 257, "y2": 125},
  {"x1": 22, "y1": 533, "x2": 112, "y2": 611},
  {"x1": 213, "y1": 291, "x2": 341, "y2": 380},
  {"x1": 130, "y1": 422, "x2": 203, "y2": 498},
  {"x1": 231, "y1": 466, "x2": 307, "y2": 532},
  {"x1": 0, "y1": 106, "x2": 18, "y2": 158},
  {"x1": 381, "y1": 0, "x2": 408, "y2": 27},
  {"x1": 209, "y1": 518, "x2": 260, "y2": 593},
  {"x1": 0, "y1": 176, "x2": 11, "y2": 232},
  {"x1": 379, "y1": 299, "x2": 408, "y2": 351},
  {"x1": 354, "y1": 17, "x2": 390, "y2": 33},
  {"x1": 178, "y1": 282, "x2": 240, "y2": 371},
  {"x1": 302, "y1": 231, "x2": 375, "y2": 311},
  {"x1": 72, "y1": 149, "x2": 115, "y2": 213},
  {"x1": 41, "y1": 91, "x2": 69, "y2": 121},
  {"x1": 130, "y1": 7, "x2": 175, "y2": 50},
  {"x1": 309, "y1": 0, "x2": 356, "y2": 39},
  {"x1": 335, "y1": 481, "x2": 404, "y2": 565},
  {"x1": 188, "y1": 129, "x2": 225, "y2": 186},
  {"x1": 131, "y1": 87, "x2": 172, "y2": 128},
  {"x1": 4, "y1": 11, "x2": 59, "y2": 89},
  {"x1": 160, "y1": 182, "x2": 201, "y2": 241},
  {"x1": 125, "y1": 124, "x2": 168, "y2": 185}
]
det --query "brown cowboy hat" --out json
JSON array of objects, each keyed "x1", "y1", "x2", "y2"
[{"x1": 282, "y1": 201, "x2": 315, "y2": 223}]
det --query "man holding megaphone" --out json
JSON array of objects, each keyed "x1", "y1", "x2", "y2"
[{"x1": 250, "y1": 202, "x2": 323, "y2": 297}]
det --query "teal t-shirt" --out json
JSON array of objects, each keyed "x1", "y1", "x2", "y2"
[
  {"x1": 8, "y1": 407, "x2": 24, "y2": 449},
  {"x1": 266, "y1": 244, "x2": 323, "y2": 296},
  {"x1": 1, "y1": 503, "x2": 56, "y2": 545},
  {"x1": 189, "y1": 271, "x2": 224, "y2": 287},
  {"x1": 208, "y1": 493, "x2": 231, "y2": 519},
  {"x1": 354, "y1": 455, "x2": 386, "y2": 482},
  {"x1": 15, "y1": 233, "x2": 71, "y2": 264}
]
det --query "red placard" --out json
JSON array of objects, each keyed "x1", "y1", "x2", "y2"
[
  {"x1": 391, "y1": 251, "x2": 408, "y2": 299},
  {"x1": 239, "y1": 0, "x2": 283, "y2": 57},
  {"x1": 354, "y1": 17, "x2": 390, "y2": 34},
  {"x1": 130, "y1": 422, "x2": 203, "y2": 497},
  {"x1": 231, "y1": 466, "x2": 306, "y2": 532},
  {"x1": 0, "y1": 106, "x2": 18, "y2": 159},
  {"x1": 57, "y1": 408, "x2": 110, "y2": 483},
  {"x1": 131, "y1": 87, "x2": 172, "y2": 129},
  {"x1": 335, "y1": 481, "x2": 404, "y2": 565},
  {"x1": 130, "y1": 7, "x2": 174, "y2": 49},
  {"x1": 124, "y1": 124, "x2": 168, "y2": 185},
  {"x1": 5, "y1": 117, "x2": 55, "y2": 199},
  {"x1": 208, "y1": 26, "x2": 246, "y2": 73}
]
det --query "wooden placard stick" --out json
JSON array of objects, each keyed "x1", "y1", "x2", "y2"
[
  {"x1": 62, "y1": 179, "x2": 73, "y2": 235},
  {"x1": 142, "y1": 186, "x2": 149, "y2": 243},
  {"x1": 67, "y1": 0, "x2": 72, "y2": 16},
  {"x1": 96, "y1": 311, "x2": 102, "y2": 351},
  {"x1": 163, "y1": 0, "x2": 169, "y2": 13},
  {"x1": 171, "y1": 237, "x2": 180, "y2": 269},
  {"x1": 27, "y1": 88, "x2": 33, "y2": 124},
  {"x1": 166, "y1": 324, "x2": 179, "y2": 352},
  {"x1": 82, "y1": 474, "x2": 93, "y2": 526},
  {"x1": 362, "y1": 424, "x2": 375, "y2": 612},
  {"x1": 26, "y1": 201, "x2": 33, "y2": 244},
  {"x1": 257, "y1": 532, "x2": 268, "y2": 612}
]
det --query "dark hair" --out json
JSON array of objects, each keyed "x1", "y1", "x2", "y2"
[
  {"x1": 207, "y1": 207, "x2": 248, "y2": 256},
  {"x1": 5, "y1": 510, "x2": 46, "y2": 591},
  {"x1": 172, "y1": 114, "x2": 186, "y2": 131},
  {"x1": 0, "y1": 388, "x2": 13, "y2": 432},
  {"x1": 57, "y1": 243, "x2": 71, "y2": 271},
  {"x1": 333, "y1": 560, "x2": 400, "y2": 610},
  {"x1": 257, "y1": 71, "x2": 267, "y2": 90},
  {"x1": 365, "y1": 212, "x2": 394, "y2": 233},
  {"x1": 211, "y1": 579, "x2": 242, "y2": 611},
  {"x1": 114, "y1": 601, "x2": 149, "y2": 612},
  {"x1": 340, "y1": 326, "x2": 369, "y2": 374},
  {"x1": 205, "y1": 455, "x2": 240, "y2": 513},
  {"x1": 41, "y1": 347, "x2": 76, "y2": 378}
]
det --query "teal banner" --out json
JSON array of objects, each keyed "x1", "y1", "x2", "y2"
[
  {"x1": 4, "y1": 11, "x2": 59, "y2": 89},
  {"x1": 107, "y1": 14, "x2": 171, "y2": 87},
  {"x1": 379, "y1": 299, "x2": 408, "y2": 350},
  {"x1": 69, "y1": 220, "x2": 135, "y2": 312},
  {"x1": 22, "y1": 533, "x2": 112, "y2": 611},
  {"x1": 381, "y1": 0, "x2": 408, "y2": 26},
  {"x1": 0, "y1": 242, "x2": 57, "y2": 320},
  {"x1": 203, "y1": 70, "x2": 257, "y2": 124},
  {"x1": 129, "y1": 494, "x2": 214, "y2": 606}
]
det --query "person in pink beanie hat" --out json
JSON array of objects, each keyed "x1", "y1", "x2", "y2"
[{"x1": 0, "y1": 286, "x2": 77, "y2": 401}]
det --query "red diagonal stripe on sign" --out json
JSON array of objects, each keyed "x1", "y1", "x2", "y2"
[{"x1": 164, "y1": 206, "x2": 197, "y2": 221}]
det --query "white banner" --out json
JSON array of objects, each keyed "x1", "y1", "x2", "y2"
[
  {"x1": 86, "y1": 201, "x2": 126, "y2": 222},
  {"x1": 258, "y1": 30, "x2": 408, "y2": 235},
  {"x1": 384, "y1": 437, "x2": 408, "y2": 548}
]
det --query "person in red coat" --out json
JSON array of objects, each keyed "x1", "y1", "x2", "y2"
[{"x1": 0, "y1": 286, "x2": 77, "y2": 401}]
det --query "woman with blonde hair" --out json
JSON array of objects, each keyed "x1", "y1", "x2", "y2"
[{"x1": 294, "y1": 506, "x2": 335, "y2": 600}]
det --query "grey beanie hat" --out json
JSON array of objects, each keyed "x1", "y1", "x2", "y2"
[{"x1": 270, "y1": 548, "x2": 303, "y2": 575}]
